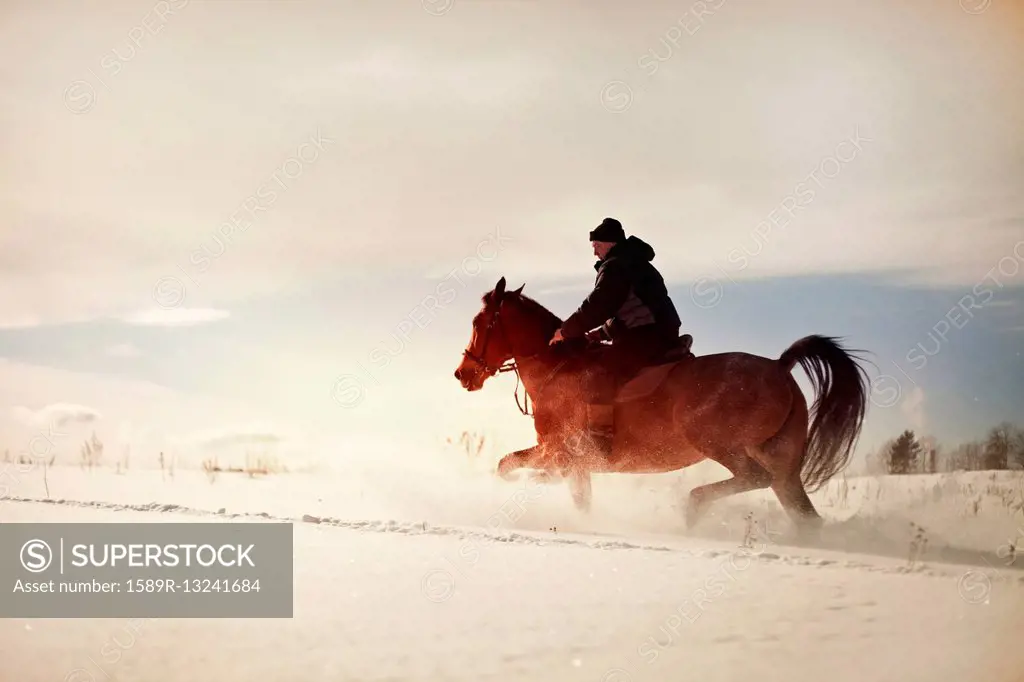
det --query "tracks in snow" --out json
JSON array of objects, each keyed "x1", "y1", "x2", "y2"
[{"x1": 3, "y1": 494, "x2": 1021, "y2": 587}]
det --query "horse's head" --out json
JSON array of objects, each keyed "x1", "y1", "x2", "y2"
[
  {"x1": 455, "y1": 276, "x2": 565, "y2": 391},
  {"x1": 454, "y1": 276, "x2": 520, "y2": 391}
]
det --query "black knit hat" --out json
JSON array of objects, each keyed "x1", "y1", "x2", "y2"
[{"x1": 589, "y1": 217, "x2": 625, "y2": 243}]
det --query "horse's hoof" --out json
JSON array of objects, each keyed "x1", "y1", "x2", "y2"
[{"x1": 495, "y1": 461, "x2": 518, "y2": 481}]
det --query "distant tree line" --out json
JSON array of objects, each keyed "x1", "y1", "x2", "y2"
[{"x1": 864, "y1": 421, "x2": 1024, "y2": 475}]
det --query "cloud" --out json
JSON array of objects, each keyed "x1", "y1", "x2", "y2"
[
  {"x1": 0, "y1": 359, "x2": 304, "y2": 462},
  {"x1": 121, "y1": 308, "x2": 230, "y2": 327},
  {"x1": 900, "y1": 386, "x2": 926, "y2": 434},
  {"x1": 106, "y1": 342, "x2": 142, "y2": 358},
  {"x1": 11, "y1": 403, "x2": 102, "y2": 430},
  {"x1": 1, "y1": 0, "x2": 1020, "y2": 330}
]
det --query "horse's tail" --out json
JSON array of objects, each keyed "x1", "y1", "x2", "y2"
[{"x1": 779, "y1": 335, "x2": 870, "y2": 493}]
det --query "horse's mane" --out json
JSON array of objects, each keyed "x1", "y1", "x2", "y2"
[{"x1": 482, "y1": 288, "x2": 562, "y2": 328}]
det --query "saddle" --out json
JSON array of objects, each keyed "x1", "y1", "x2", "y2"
[{"x1": 614, "y1": 333, "x2": 693, "y2": 403}]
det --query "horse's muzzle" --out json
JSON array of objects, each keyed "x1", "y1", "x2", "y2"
[{"x1": 454, "y1": 366, "x2": 484, "y2": 391}]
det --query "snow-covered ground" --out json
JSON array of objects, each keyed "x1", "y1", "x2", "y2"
[{"x1": 2, "y1": 458, "x2": 1023, "y2": 682}]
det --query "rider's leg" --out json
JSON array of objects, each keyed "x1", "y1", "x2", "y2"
[
  {"x1": 576, "y1": 346, "x2": 629, "y2": 459},
  {"x1": 576, "y1": 329, "x2": 674, "y2": 457},
  {"x1": 585, "y1": 368, "x2": 616, "y2": 445}
]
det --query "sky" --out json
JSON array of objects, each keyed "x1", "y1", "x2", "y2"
[{"x1": 0, "y1": 0, "x2": 1022, "y2": 475}]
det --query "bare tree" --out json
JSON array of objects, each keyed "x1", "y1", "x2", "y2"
[{"x1": 983, "y1": 423, "x2": 1014, "y2": 470}]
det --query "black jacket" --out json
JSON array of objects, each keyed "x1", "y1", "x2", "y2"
[{"x1": 561, "y1": 236, "x2": 681, "y2": 341}]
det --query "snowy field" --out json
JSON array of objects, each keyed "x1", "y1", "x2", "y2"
[{"x1": 2, "y1": 459, "x2": 1024, "y2": 682}]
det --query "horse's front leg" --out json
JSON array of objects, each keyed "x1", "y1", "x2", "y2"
[
  {"x1": 496, "y1": 446, "x2": 541, "y2": 480},
  {"x1": 495, "y1": 444, "x2": 564, "y2": 481}
]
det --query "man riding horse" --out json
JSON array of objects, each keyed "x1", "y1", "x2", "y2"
[{"x1": 548, "y1": 217, "x2": 682, "y2": 459}]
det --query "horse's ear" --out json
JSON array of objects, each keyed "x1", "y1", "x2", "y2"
[
  {"x1": 513, "y1": 283, "x2": 525, "y2": 295},
  {"x1": 494, "y1": 276, "x2": 506, "y2": 299}
]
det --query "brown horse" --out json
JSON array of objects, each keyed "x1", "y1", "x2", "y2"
[{"x1": 453, "y1": 276, "x2": 871, "y2": 533}]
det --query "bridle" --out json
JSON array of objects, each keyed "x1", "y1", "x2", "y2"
[
  {"x1": 461, "y1": 297, "x2": 565, "y2": 416},
  {"x1": 461, "y1": 300, "x2": 515, "y2": 378}
]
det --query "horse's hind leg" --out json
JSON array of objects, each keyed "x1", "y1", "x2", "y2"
[
  {"x1": 772, "y1": 475, "x2": 822, "y2": 531},
  {"x1": 769, "y1": 468, "x2": 824, "y2": 544},
  {"x1": 686, "y1": 448, "x2": 772, "y2": 528},
  {"x1": 754, "y1": 393, "x2": 823, "y2": 537}
]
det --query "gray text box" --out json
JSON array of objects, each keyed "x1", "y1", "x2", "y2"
[{"x1": 0, "y1": 522, "x2": 293, "y2": 617}]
